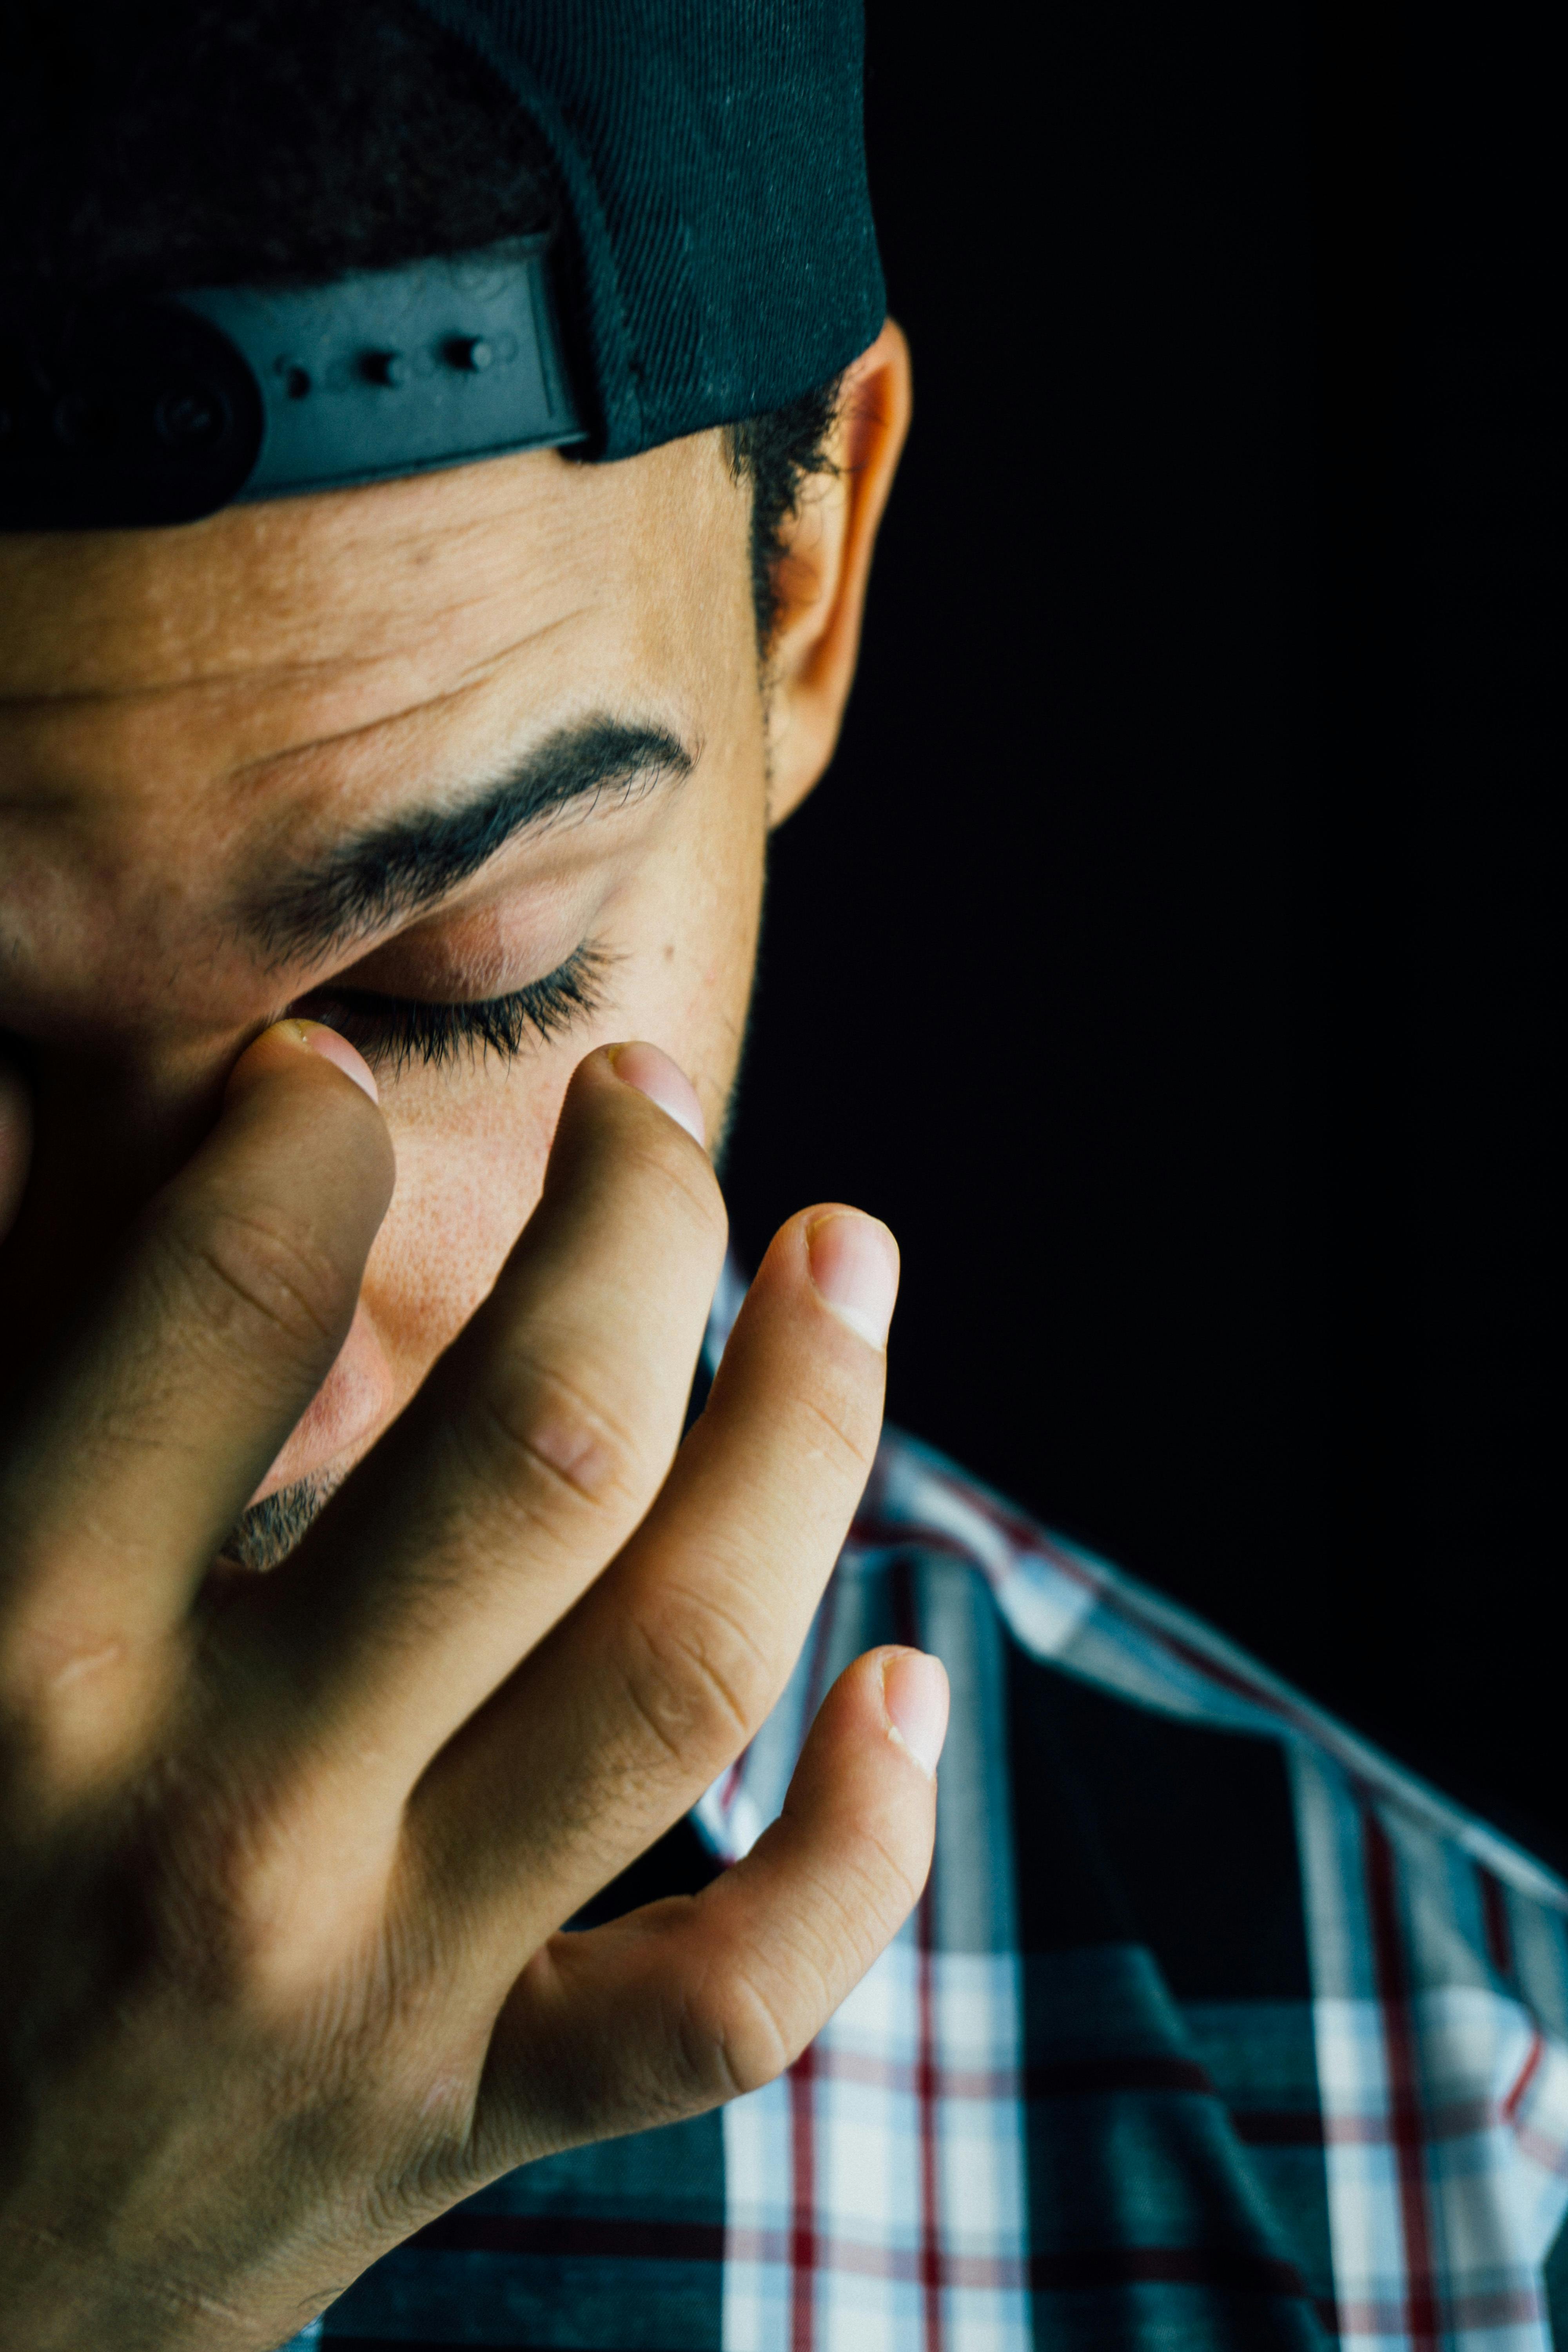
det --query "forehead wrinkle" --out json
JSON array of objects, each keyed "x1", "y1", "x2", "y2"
[
  {"x1": 0, "y1": 590, "x2": 599, "y2": 727},
  {"x1": 222, "y1": 660, "x2": 501, "y2": 793},
  {"x1": 221, "y1": 602, "x2": 593, "y2": 789}
]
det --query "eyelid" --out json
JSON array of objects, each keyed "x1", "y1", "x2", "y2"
[{"x1": 297, "y1": 940, "x2": 611, "y2": 1074}]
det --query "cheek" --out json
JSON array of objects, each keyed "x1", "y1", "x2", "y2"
[{"x1": 629, "y1": 795, "x2": 769, "y2": 1120}]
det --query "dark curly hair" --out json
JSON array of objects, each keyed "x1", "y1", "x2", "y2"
[{"x1": 0, "y1": 0, "x2": 842, "y2": 651}]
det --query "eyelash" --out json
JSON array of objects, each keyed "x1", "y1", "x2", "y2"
[{"x1": 305, "y1": 942, "x2": 610, "y2": 1074}]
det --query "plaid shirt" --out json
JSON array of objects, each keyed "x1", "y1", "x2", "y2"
[{"x1": 289, "y1": 1268, "x2": 1568, "y2": 2350}]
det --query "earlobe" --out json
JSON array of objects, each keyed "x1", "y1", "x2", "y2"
[{"x1": 765, "y1": 321, "x2": 913, "y2": 828}]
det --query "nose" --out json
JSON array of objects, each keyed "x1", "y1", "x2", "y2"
[{"x1": 249, "y1": 1299, "x2": 396, "y2": 1503}]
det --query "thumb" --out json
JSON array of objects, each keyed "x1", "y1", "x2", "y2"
[{"x1": 0, "y1": 1050, "x2": 31, "y2": 1244}]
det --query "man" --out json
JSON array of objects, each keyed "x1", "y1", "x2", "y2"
[{"x1": 1, "y1": 5, "x2": 1565, "y2": 2349}]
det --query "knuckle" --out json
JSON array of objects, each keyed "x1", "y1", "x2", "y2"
[
  {"x1": 147, "y1": 1192, "x2": 354, "y2": 1371},
  {"x1": 470, "y1": 1356, "x2": 652, "y2": 1515},
  {"x1": 656, "y1": 1834, "x2": 924, "y2": 2108},
  {"x1": 674, "y1": 1960, "x2": 804, "y2": 2102},
  {"x1": 147, "y1": 1759, "x2": 403, "y2": 2024},
  {"x1": 796, "y1": 1378, "x2": 882, "y2": 1485},
  {"x1": 0, "y1": 1623, "x2": 172, "y2": 1795},
  {"x1": 620, "y1": 1595, "x2": 775, "y2": 1772}
]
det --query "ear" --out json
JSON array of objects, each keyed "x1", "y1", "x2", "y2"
[{"x1": 764, "y1": 319, "x2": 912, "y2": 826}]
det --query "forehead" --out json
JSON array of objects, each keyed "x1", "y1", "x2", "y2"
[
  {"x1": 0, "y1": 434, "x2": 753, "y2": 1027},
  {"x1": 0, "y1": 432, "x2": 746, "y2": 772}
]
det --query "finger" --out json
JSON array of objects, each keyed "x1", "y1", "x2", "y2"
[
  {"x1": 0, "y1": 1047, "x2": 31, "y2": 1243},
  {"x1": 0, "y1": 1022, "x2": 391, "y2": 1727},
  {"x1": 467, "y1": 1647, "x2": 947, "y2": 2172},
  {"x1": 409, "y1": 1201, "x2": 898, "y2": 1953},
  {"x1": 243, "y1": 1042, "x2": 727, "y2": 1809}
]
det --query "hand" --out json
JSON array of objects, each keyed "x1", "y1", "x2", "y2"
[{"x1": 0, "y1": 1024, "x2": 945, "y2": 2351}]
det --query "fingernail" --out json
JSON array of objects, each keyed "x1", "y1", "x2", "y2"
[
  {"x1": 882, "y1": 1650, "x2": 949, "y2": 1780},
  {"x1": 608, "y1": 1041, "x2": 706, "y2": 1147},
  {"x1": 806, "y1": 1210, "x2": 899, "y2": 1349},
  {"x1": 283, "y1": 1019, "x2": 379, "y2": 1104}
]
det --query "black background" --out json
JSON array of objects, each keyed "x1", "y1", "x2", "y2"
[{"x1": 720, "y1": 2, "x2": 1562, "y2": 1862}]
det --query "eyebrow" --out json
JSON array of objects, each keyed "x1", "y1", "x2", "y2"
[{"x1": 247, "y1": 717, "x2": 691, "y2": 969}]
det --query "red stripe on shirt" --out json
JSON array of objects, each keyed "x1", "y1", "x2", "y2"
[
  {"x1": 1502, "y1": 2028, "x2": 1544, "y2": 2124},
  {"x1": 789, "y1": 2042, "x2": 818, "y2": 2352},
  {"x1": 894, "y1": 1554, "x2": 945, "y2": 2352},
  {"x1": 1363, "y1": 1803, "x2": 1440, "y2": 2350},
  {"x1": 916, "y1": 1892, "x2": 943, "y2": 2352}
]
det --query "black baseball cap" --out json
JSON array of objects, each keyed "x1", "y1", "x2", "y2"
[{"x1": 0, "y1": 0, "x2": 884, "y2": 529}]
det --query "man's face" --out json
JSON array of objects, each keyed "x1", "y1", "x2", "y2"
[{"x1": 0, "y1": 432, "x2": 771, "y2": 1557}]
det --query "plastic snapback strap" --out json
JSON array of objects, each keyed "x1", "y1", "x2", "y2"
[{"x1": 0, "y1": 236, "x2": 585, "y2": 531}]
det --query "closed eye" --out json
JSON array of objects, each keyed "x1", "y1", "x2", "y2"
[{"x1": 299, "y1": 942, "x2": 610, "y2": 1074}]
